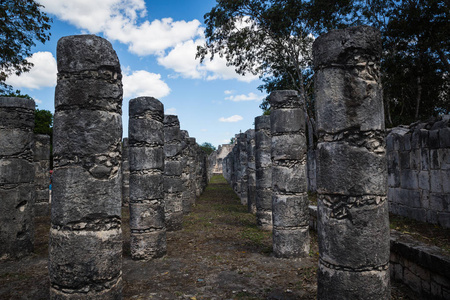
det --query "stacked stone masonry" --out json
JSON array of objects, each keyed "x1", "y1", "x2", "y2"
[
  {"x1": 255, "y1": 115, "x2": 273, "y2": 231},
  {"x1": 387, "y1": 116, "x2": 450, "y2": 229},
  {"x1": 49, "y1": 35, "x2": 123, "y2": 299},
  {"x1": 0, "y1": 97, "x2": 35, "y2": 261},
  {"x1": 34, "y1": 134, "x2": 50, "y2": 216},
  {"x1": 128, "y1": 96, "x2": 167, "y2": 261},
  {"x1": 246, "y1": 129, "x2": 256, "y2": 214},
  {"x1": 269, "y1": 90, "x2": 309, "y2": 259},
  {"x1": 313, "y1": 26, "x2": 390, "y2": 299},
  {"x1": 122, "y1": 138, "x2": 130, "y2": 206},
  {"x1": 163, "y1": 115, "x2": 184, "y2": 231}
]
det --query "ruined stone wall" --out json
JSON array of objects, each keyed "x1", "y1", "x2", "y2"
[
  {"x1": 314, "y1": 26, "x2": 390, "y2": 299},
  {"x1": 387, "y1": 116, "x2": 450, "y2": 229},
  {"x1": 246, "y1": 129, "x2": 256, "y2": 214},
  {"x1": 0, "y1": 97, "x2": 35, "y2": 260},
  {"x1": 34, "y1": 134, "x2": 50, "y2": 216},
  {"x1": 208, "y1": 144, "x2": 233, "y2": 177},
  {"x1": 49, "y1": 35, "x2": 123, "y2": 298}
]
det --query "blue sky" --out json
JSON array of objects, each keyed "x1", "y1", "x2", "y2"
[{"x1": 6, "y1": 0, "x2": 266, "y2": 148}]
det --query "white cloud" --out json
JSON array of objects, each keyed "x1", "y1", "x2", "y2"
[
  {"x1": 39, "y1": 0, "x2": 201, "y2": 56},
  {"x1": 39, "y1": 0, "x2": 259, "y2": 82},
  {"x1": 165, "y1": 107, "x2": 177, "y2": 115},
  {"x1": 219, "y1": 115, "x2": 243, "y2": 123},
  {"x1": 158, "y1": 39, "x2": 259, "y2": 82},
  {"x1": 225, "y1": 92, "x2": 263, "y2": 102},
  {"x1": 5, "y1": 51, "x2": 57, "y2": 89},
  {"x1": 224, "y1": 90, "x2": 235, "y2": 95},
  {"x1": 122, "y1": 70, "x2": 170, "y2": 99}
]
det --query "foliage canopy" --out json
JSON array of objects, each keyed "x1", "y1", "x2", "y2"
[{"x1": 0, "y1": 0, "x2": 51, "y2": 93}]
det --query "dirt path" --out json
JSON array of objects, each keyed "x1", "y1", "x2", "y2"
[{"x1": 0, "y1": 175, "x2": 414, "y2": 299}]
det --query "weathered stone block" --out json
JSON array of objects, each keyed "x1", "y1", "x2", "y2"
[
  {"x1": 318, "y1": 200, "x2": 390, "y2": 268},
  {"x1": 0, "y1": 129, "x2": 34, "y2": 157},
  {"x1": 129, "y1": 202, "x2": 165, "y2": 230},
  {"x1": 164, "y1": 160, "x2": 182, "y2": 176},
  {"x1": 271, "y1": 134, "x2": 307, "y2": 161},
  {"x1": 272, "y1": 227, "x2": 310, "y2": 258},
  {"x1": 272, "y1": 194, "x2": 309, "y2": 227},
  {"x1": 130, "y1": 230, "x2": 167, "y2": 260},
  {"x1": 51, "y1": 166, "x2": 122, "y2": 226},
  {"x1": 272, "y1": 164, "x2": 307, "y2": 194},
  {"x1": 317, "y1": 263, "x2": 390, "y2": 300},
  {"x1": 129, "y1": 146, "x2": 164, "y2": 171},
  {"x1": 317, "y1": 142, "x2": 386, "y2": 195},
  {"x1": 129, "y1": 118, "x2": 164, "y2": 145},
  {"x1": 0, "y1": 158, "x2": 35, "y2": 184},
  {"x1": 129, "y1": 173, "x2": 163, "y2": 201},
  {"x1": 400, "y1": 170, "x2": 419, "y2": 190},
  {"x1": 270, "y1": 108, "x2": 304, "y2": 134},
  {"x1": 164, "y1": 177, "x2": 183, "y2": 193},
  {"x1": 49, "y1": 228, "x2": 122, "y2": 287}
]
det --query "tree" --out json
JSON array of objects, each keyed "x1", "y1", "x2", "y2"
[
  {"x1": 199, "y1": 0, "x2": 449, "y2": 130},
  {"x1": 197, "y1": 0, "x2": 358, "y2": 148},
  {"x1": 0, "y1": 0, "x2": 51, "y2": 93},
  {"x1": 200, "y1": 142, "x2": 217, "y2": 155},
  {"x1": 34, "y1": 108, "x2": 53, "y2": 135}
]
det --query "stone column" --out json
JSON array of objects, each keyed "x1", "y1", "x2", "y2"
[
  {"x1": 238, "y1": 133, "x2": 248, "y2": 205},
  {"x1": 313, "y1": 26, "x2": 390, "y2": 299},
  {"x1": 163, "y1": 115, "x2": 183, "y2": 231},
  {"x1": 122, "y1": 138, "x2": 130, "y2": 206},
  {"x1": 0, "y1": 97, "x2": 35, "y2": 260},
  {"x1": 180, "y1": 130, "x2": 191, "y2": 214},
  {"x1": 187, "y1": 137, "x2": 197, "y2": 206},
  {"x1": 246, "y1": 129, "x2": 256, "y2": 214},
  {"x1": 269, "y1": 90, "x2": 309, "y2": 258},
  {"x1": 128, "y1": 97, "x2": 166, "y2": 260},
  {"x1": 255, "y1": 115, "x2": 272, "y2": 230},
  {"x1": 49, "y1": 35, "x2": 123, "y2": 298},
  {"x1": 34, "y1": 134, "x2": 51, "y2": 216}
]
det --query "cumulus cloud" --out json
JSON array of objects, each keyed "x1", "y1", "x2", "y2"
[
  {"x1": 225, "y1": 92, "x2": 263, "y2": 102},
  {"x1": 122, "y1": 70, "x2": 170, "y2": 99},
  {"x1": 158, "y1": 39, "x2": 259, "y2": 82},
  {"x1": 165, "y1": 107, "x2": 177, "y2": 115},
  {"x1": 224, "y1": 90, "x2": 235, "y2": 95},
  {"x1": 219, "y1": 115, "x2": 243, "y2": 123},
  {"x1": 5, "y1": 51, "x2": 57, "y2": 89},
  {"x1": 39, "y1": 0, "x2": 259, "y2": 82},
  {"x1": 39, "y1": 0, "x2": 201, "y2": 56}
]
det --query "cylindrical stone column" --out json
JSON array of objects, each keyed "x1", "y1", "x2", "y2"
[
  {"x1": 122, "y1": 138, "x2": 130, "y2": 206},
  {"x1": 180, "y1": 130, "x2": 191, "y2": 215},
  {"x1": 313, "y1": 25, "x2": 390, "y2": 299},
  {"x1": 246, "y1": 129, "x2": 256, "y2": 214},
  {"x1": 128, "y1": 96, "x2": 166, "y2": 260},
  {"x1": 255, "y1": 115, "x2": 272, "y2": 231},
  {"x1": 187, "y1": 137, "x2": 197, "y2": 206},
  {"x1": 49, "y1": 35, "x2": 123, "y2": 299},
  {"x1": 0, "y1": 97, "x2": 35, "y2": 260},
  {"x1": 34, "y1": 134, "x2": 51, "y2": 216},
  {"x1": 238, "y1": 133, "x2": 248, "y2": 205},
  {"x1": 269, "y1": 90, "x2": 309, "y2": 258},
  {"x1": 163, "y1": 115, "x2": 183, "y2": 231}
]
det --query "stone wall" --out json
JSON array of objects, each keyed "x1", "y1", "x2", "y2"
[
  {"x1": 208, "y1": 144, "x2": 233, "y2": 177},
  {"x1": 387, "y1": 116, "x2": 450, "y2": 228}
]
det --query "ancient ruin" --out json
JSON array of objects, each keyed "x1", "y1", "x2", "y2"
[
  {"x1": 122, "y1": 138, "x2": 130, "y2": 206},
  {"x1": 0, "y1": 97, "x2": 35, "y2": 260},
  {"x1": 246, "y1": 129, "x2": 257, "y2": 214},
  {"x1": 254, "y1": 115, "x2": 273, "y2": 230},
  {"x1": 128, "y1": 96, "x2": 166, "y2": 260},
  {"x1": 49, "y1": 35, "x2": 123, "y2": 298},
  {"x1": 163, "y1": 115, "x2": 184, "y2": 231},
  {"x1": 34, "y1": 134, "x2": 51, "y2": 216},
  {"x1": 313, "y1": 26, "x2": 390, "y2": 299},
  {"x1": 269, "y1": 90, "x2": 310, "y2": 258}
]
